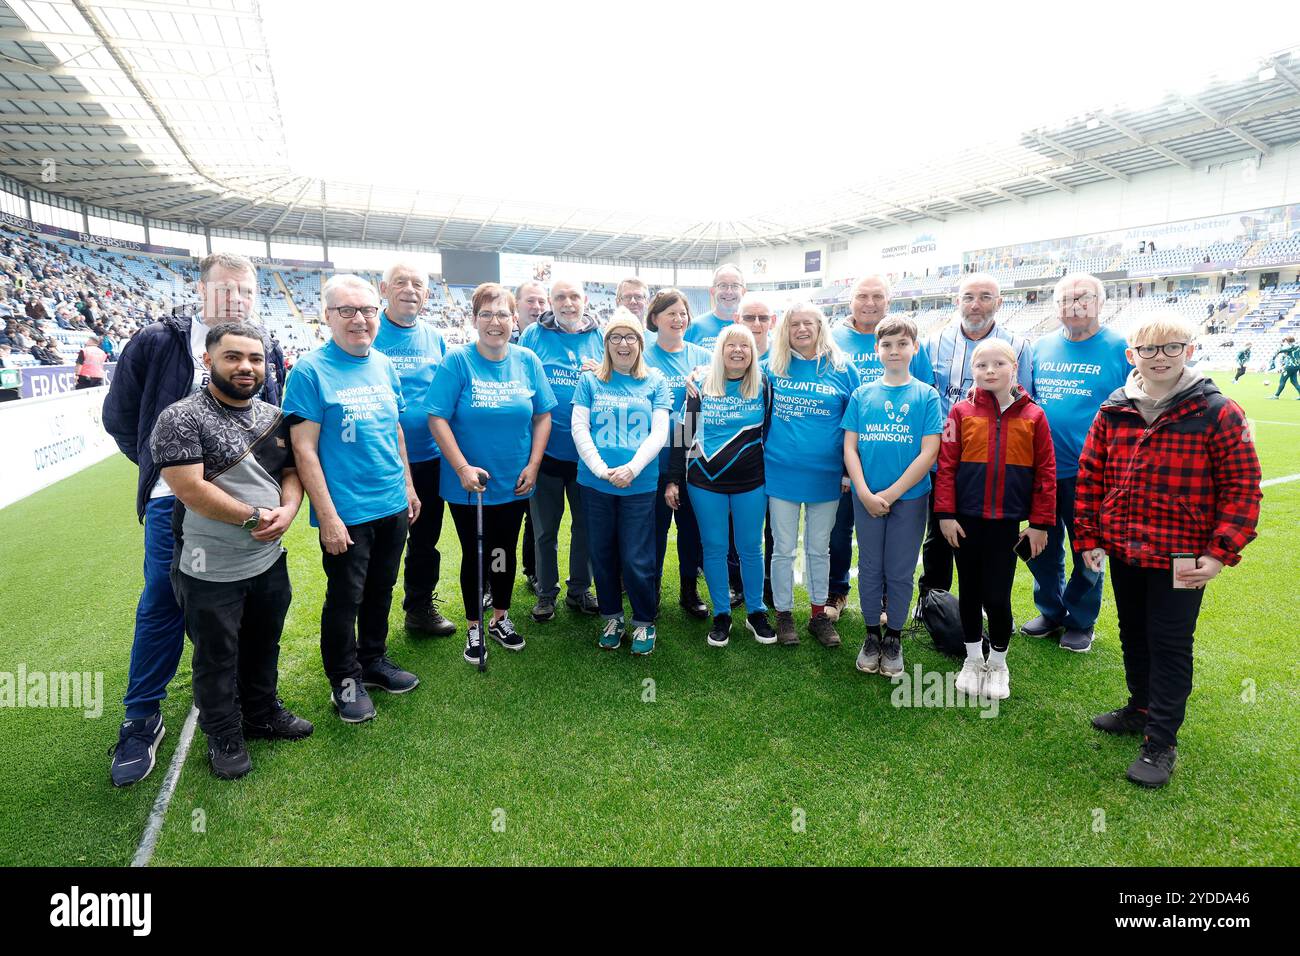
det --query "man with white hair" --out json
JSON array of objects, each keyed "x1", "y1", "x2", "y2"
[
  {"x1": 685, "y1": 264, "x2": 745, "y2": 351},
  {"x1": 1023, "y1": 273, "x2": 1129, "y2": 653},
  {"x1": 826, "y1": 274, "x2": 935, "y2": 620},
  {"x1": 519, "y1": 277, "x2": 604, "y2": 620},
  {"x1": 373, "y1": 262, "x2": 455, "y2": 638},
  {"x1": 104, "y1": 251, "x2": 279, "y2": 787},
  {"x1": 918, "y1": 272, "x2": 1034, "y2": 598},
  {"x1": 284, "y1": 274, "x2": 422, "y2": 724}
]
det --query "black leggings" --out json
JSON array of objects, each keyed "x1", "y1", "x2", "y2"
[
  {"x1": 448, "y1": 499, "x2": 529, "y2": 622},
  {"x1": 951, "y1": 516, "x2": 1020, "y2": 652}
]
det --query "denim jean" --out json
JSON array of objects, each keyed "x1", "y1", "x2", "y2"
[
  {"x1": 768, "y1": 496, "x2": 839, "y2": 611},
  {"x1": 1026, "y1": 476, "x2": 1104, "y2": 630},
  {"x1": 123, "y1": 495, "x2": 187, "y2": 720},
  {"x1": 689, "y1": 484, "x2": 768, "y2": 615},
  {"x1": 583, "y1": 487, "x2": 658, "y2": 627}
]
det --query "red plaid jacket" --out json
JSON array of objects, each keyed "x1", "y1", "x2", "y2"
[{"x1": 1073, "y1": 378, "x2": 1261, "y2": 569}]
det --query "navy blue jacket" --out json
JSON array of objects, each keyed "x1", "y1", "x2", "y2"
[{"x1": 103, "y1": 315, "x2": 282, "y2": 521}]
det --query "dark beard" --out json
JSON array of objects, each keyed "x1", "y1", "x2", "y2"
[{"x1": 210, "y1": 366, "x2": 260, "y2": 402}]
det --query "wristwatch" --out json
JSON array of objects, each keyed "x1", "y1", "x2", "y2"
[{"x1": 241, "y1": 507, "x2": 262, "y2": 531}]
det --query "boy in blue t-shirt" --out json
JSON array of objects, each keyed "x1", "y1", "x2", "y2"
[{"x1": 840, "y1": 316, "x2": 943, "y2": 679}]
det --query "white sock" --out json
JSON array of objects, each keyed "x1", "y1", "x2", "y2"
[
  {"x1": 964, "y1": 641, "x2": 984, "y2": 662},
  {"x1": 988, "y1": 648, "x2": 1008, "y2": 668}
]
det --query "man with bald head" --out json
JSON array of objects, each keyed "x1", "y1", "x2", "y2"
[
  {"x1": 373, "y1": 261, "x2": 455, "y2": 637},
  {"x1": 685, "y1": 264, "x2": 745, "y2": 351},
  {"x1": 918, "y1": 272, "x2": 1034, "y2": 599},
  {"x1": 519, "y1": 278, "x2": 605, "y2": 620},
  {"x1": 825, "y1": 274, "x2": 935, "y2": 620}
]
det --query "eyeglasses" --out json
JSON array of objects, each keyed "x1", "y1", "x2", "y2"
[
  {"x1": 606, "y1": 333, "x2": 641, "y2": 345},
  {"x1": 960, "y1": 293, "x2": 997, "y2": 304},
  {"x1": 618, "y1": 293, "x2": 647, "y2": 302},
  {"x1": 715, "y1": 283, "x2": 744, "y2": 292},
  {"x1": 741, "y1": 314, "x2": 772, "y2": 323},
  {"x1": 1064, "y1": 293, "x2": 1099, "y2": 306},
  {"x1": 1134, "y1": 342, "x2": 1188, "y2": 358},
  {"x1": 476, "y1": 311, "x2": 513, "y2": 322},
  {"x1": 328, "y1": 306, "x2": 379, "y2": 319}
]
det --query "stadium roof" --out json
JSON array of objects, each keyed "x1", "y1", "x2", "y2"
[{"x1": 3, "y1": 0, "x2": 1300, "y2": 263}]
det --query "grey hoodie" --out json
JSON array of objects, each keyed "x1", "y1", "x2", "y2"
[{"x1": 1122, "y1": 366, "x2": 1204, "y2": 425}]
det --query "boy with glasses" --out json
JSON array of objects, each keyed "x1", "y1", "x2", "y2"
[{"x1": 1074, "y1": 315, "x2": 1261, "y2": 788}]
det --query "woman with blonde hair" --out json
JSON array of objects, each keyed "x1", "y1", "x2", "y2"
[
  {"x1": 667, "y1": 324, "x2": 775, "y2": 647},
  {"x1": 764, "y1": 303, "x2": 860, "y2": 646},
  {"x1": 570, "y1": 309, "x2": 673, "y2": 655}
]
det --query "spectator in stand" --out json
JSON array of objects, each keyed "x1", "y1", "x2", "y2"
[
  {"x1": 32, "y1": 337, "x2": 62, "y2": 366},
  {"x1": 74, "y1": 335, "x2": 107, "y2": 388}
]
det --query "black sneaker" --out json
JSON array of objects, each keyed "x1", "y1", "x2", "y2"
[
  {"x1": 707, "y1": 613, "x2": 732, "y2": 647},
  {"x1": 330, "y1": 679, "x2": 376, "y2": 723},
  {"x1": 565, "y1": 590, "x2": 600, "y2": 615},
  {"x1": 362, "y1": 655, "x2": 420, "y2": 694},
  {"x1": 745, "y1": 610, "x2": 777, "y2": 645},
  {"x1": 1092, "y1": 704, "x2": 1147, "y2": 736},
  {"x1": 531, "y1": 596, "x2": 557, "y2": 622},
  {"x1": 207, "y1": 733, "x2": 252, "y2": 780},
  {"x1": 1127, "y1": 739, "x2": 1177, "y2": 788},
  {"x1": 525, "y1": 573, "x2": 539, "y2": 596},
  {"x1": 488, "y1": 613, "x2": 525, "y2": 651},
  {"x1": 242, "y1": 700, "x2": 314, "y2": 741},
  {"x1": 405, "y1": 598, "x2": 457, "y2": 637},
  {"x1": 108, "y1": 712, "x2": 165, "y2": 787},
  {"x1": 464, "y1": 624, "x2": 488, "y2": 666},
  {"x1": 679, "y1": 584, "x2": 709, "y2": 619}
]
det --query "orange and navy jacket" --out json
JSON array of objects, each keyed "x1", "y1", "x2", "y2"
[
  {"x1": 934, "y1": 385, "x2": 1056, "y2": 529},
  {"x1": 1072, "y1": 378, "x2": 1261, "y2": 569}
]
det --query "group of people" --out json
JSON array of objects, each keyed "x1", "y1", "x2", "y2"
[{"x1": 99, "y1": 254, "x2": 1262, "y2": 792}]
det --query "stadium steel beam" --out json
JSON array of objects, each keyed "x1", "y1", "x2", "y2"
[
  {"x1": 1266, "y1": 58, "x2": 1300, "y2": 96},
  {"x1": 1093, "y1": 113, "x2": 1193, "y2": 169},
  {"x1": 360, "y1": 185, "x2": 373, "y2": 241},
  {"x1": 465, "y1": 205, "x2": 500, "y2": 246},
  {"x1": 1179, "y1": 95, "x2": 1273, "y2": 157},
  {"x1": 0, "y1": 27, "x2": 264, "y2": 56},
  {"x1": 0, "y1": 89, "x2": 274, "y2": 108},
  {"x1": 935, "y1": 194, "x2": 982, "y2": 213},
  {"x1": 1032, "y1": 133, "x2": 1130, "y2": 183},
  {"x1": 266, "y1": 178, "x2": 314, "y2": 235}
]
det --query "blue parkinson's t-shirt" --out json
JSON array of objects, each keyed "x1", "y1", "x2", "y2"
[
  {"x1": 764, "y1": 354, "x2": 861, "y2": 503},
  {"x1": 840, "y1": 377, "x2": 944, "y2": 501},
  {"x1": 282, "y1": 340, "x2": 408, "y2": 527},
  {"x1": 832, "y1": 322, "x2": 936, "y2": 387},
  {"x1": 424, "y1": 344, "x2": 557, "y2": 506},
  {"x1": 372, "y1": 312, "x2": 447, "y2": 463},
  {"x1": 645, "y1": 340, "x2": 712, "y2": 471},
  {"x1": 518, "y1": 323, "x2": 604, "y2": 462},
  {"x1": 572, "y1": 369, "x2": 673, "y2": 496},
  {"x1": 1031, "y1": 327, "x2": 1130, "y2": 479},
  {"x1": 683, "y1": 311, "x2": 728, "y2": 352}
]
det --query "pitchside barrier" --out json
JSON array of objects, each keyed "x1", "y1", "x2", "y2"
[{"x1": 0, "y1": 386, "x2": 117, "y2": 509}]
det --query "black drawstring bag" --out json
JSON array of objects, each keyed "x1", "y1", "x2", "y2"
[{"x1": 916, "y1": 588, "x2": 966, "y2": 658}]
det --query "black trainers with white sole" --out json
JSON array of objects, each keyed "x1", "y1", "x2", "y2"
[
  {"x1": 707, "y1": 613, "x2": 732, "y2": 647},
  {"x1": 330, "y1": 681, "x2": 377, "y2": 723},
  {"x1": 746, "y1": 610, "x2": 777, "y2": 645},
  {"x1": 464, "y1": 624, "x2": 488, "y2": 666},
  {"x1": 489, "y1": 613, "x2": 525, "y2": 650},
  {"x1": 108, "y1": 712, "x2": 165, "y2": 788},
  {"x1": 361, "y1": 655, "x2": 420, "y2": 694}
]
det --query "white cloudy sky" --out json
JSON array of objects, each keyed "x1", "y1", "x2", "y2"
[{"x1": 260, "y1": 0, "x2": 1294, "y2": 221}]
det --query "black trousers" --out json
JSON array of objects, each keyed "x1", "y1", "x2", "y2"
[
  {"x1": 919, "y1": 489, "x2": 955, "y2": 594},
  {"x1": 402, "y1": 457, "x2": 446, "y2": 612},
  {"x1": 521, "y1": 507, "x2": 536, "y2": 579},
  {"x1": 1109, "y1": 557, "x2": 1205, "y2": 748},
  {"x1": 449, "y1": 498, "x2": 529, "y2": 621},
  {"x1": 951, "y1": 516, "x2": 1020, "y2": 651},
  {"x1": 320, "y1": 510, "x2": 408, "y2": 686},
  {"x1": 174, "y1": 553, "x2": 291, "y2": 738}
]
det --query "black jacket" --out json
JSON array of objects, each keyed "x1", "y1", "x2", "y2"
[{"x1": 103, "y1": 315, "x2": 282, "y2": 521}]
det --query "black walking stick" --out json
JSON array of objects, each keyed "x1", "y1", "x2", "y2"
[{"x1": 475, "y1": 487, "x2": 487, "y2": 674}]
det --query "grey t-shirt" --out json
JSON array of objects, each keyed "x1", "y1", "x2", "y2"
[{"x1": 150, "y1": 389, "x2": 295, "y2": 582}]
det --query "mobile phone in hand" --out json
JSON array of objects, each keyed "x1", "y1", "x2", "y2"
[
  {"x1": 1171, "y1": 553, "x2": 1197, "y2": 589},
  {"x1": 1014, "y1": 534, "x2": 1034, "y2": 563}
]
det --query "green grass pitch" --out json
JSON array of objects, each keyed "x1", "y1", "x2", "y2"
[{"x1": 1, "y1": 372, "x2": 1296, "y2": 866}]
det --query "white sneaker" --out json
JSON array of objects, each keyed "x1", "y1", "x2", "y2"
[
  {"x1": 984, "y1": 662, "x2": 1011, "y2": 700},
  {"x1": 955, "y1": 659, "x2": 986, "y2": 697}
]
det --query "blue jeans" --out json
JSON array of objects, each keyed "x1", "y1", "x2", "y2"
[
  {"x1": 768, "y1": 497, "x2": 839, "y2": 610},
  {"x1": 689, "y1": 484, "x2": 768, "y2": 616},
  {"x1": 828, "y1": 490, "x2": 855, "y2": 596},
  {"x1": 654, "y1": 473, "x2": 702, "y2": 591},
  {"x1": 123, "y1": 496, "x2": 187, "y2": 720},
  {"x1": 1027, "y1": 476, "x2": 1104, "y2": 630},
  {"x1": 582, "y1": 487, "x2": 658, "y2": 627}
]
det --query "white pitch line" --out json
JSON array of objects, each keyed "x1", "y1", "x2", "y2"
[
  {"x1": 1252, "y1": 420, "x2": 1300, "y2": 426},
  {"x1": 1261, "y1": 473, "x2": 1300, "y2": 488},
  {"x1": 131, "y1": 703, "x2": 199, "y2": 868}
]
